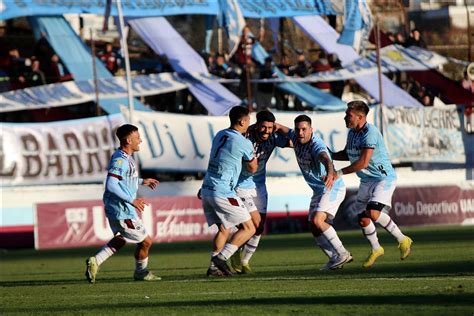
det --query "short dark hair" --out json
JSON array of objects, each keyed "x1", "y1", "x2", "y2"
[
  {"x1": 294, "y1": 114, "x2": 312, "y2": 126},
  {"x1": 116, "y1": 124, "x2": 138, "y2": 144},
  {"x1": 229, "y1": 106, "x2": 249, "y2": 125},
  {"x1": 347, "y1": 100, "x2": 369, "y2": 116},
  {"x1": 256, "y1": 110, "x2": 275, "y2": 123}
]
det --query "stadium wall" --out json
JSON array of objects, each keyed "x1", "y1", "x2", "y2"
[{"x1": 1, "y1": 169, "x2": 473, "y2": 249}]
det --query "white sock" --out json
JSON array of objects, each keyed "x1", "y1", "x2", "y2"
[
  {"x1": 375, "y1": 212, "x2": 406, "y2": 242},
  {"x1": 241, "y1": 235, "x2": 261, "y2": 265},
  {"x1": 94, "y1": 244, "x2": 116, "y2": 266},
  {"x1": 135, "y1": 257, "x2": 149, "y2": 273},
  {"x1": 315, "y1": 235, "x2": 335, "y2": 258},
  {"x1": 361, "y1": 221, "x2": 382, "y2": 250},
  {"x1": 218, "y1": 243, "x2": 238, "y2": 260},
  {"x1": 322, "y1": 226, "x2": 348, "y2": 256}
]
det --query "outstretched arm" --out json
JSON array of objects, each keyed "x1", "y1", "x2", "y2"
[
  {"x1": 142, "y1": 178, "x2": 160, "y2": 190},
  {"x1": 330, "y1": 146, "x2": 349, "y2": 161}
]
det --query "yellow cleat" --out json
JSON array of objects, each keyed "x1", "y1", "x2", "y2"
[
  {"x1": 362, "y1": 247, "x2": 384, "y2": 268},
  {"x1": 230, "y1": 251, "x2": 242, "y2": 273},
  {"x1": 241, "y1": 263, "x2": 252, "y2": 274},
  {"x1": 398, "y1": 236, "x2": 413, "y2": 260},
  {"x1": 134, "y1": 270, "x2": 162, "y2": 281},
  {"x1": 85, "y1": 257, "x2": 99, "y2": 284}
]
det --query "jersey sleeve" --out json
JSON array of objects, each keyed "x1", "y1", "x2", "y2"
[
  {"x1": 242, "y1": 138, "x2": 255, "y2": 162},
  {"x1": 312, "y1": 136, "x2": 330, "y2": 157},
  {"x1": 275, "y1": 133, "x2": 290, "y2": 148},
  {"x1": 108, "y1": 156, "x2": 128, "y2": 179},
  {"x1": 287, "y1": 129, "x2": 296, "y2": 144},
  {"x1": 361, "y1": 128, "x2": 378, "y2": 149}
]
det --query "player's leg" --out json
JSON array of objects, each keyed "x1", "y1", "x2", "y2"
[
  {"x1": 369, "y1": 178, "x2": 413, "y2": 260},
  {"x1": 211, "y1": 196, "x2": 255, "y2": 275},
  {"x1": 241, "y1": 187, "x2": 268, "y2": 273},
  {"x1": 85, "y1": 235, "x2": 126, "y2": 283}
]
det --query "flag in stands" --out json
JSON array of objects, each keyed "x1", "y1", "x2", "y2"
[
  {"x1": 337, "y1": 0, "x2": 373, "y2": 53},
  {"x1": 218, "y1": 0, "x2": 246, "y2": 57},
  {"x1": 102, "y1": 0, "x2": 112, "y2": 32}
]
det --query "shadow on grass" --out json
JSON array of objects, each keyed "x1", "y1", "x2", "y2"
[{"x1": 3, "y1": 293, "x2": 471, "y2": 313}]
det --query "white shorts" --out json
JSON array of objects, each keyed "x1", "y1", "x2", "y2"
[
  {"x1": 355, "y1": 178, "x2": 397, "y2": 213},
  {"x1": 308, "y1": 183, "x2": 346, "y2": 221},
  {"x1": 236, "y1": 186, "x2": 269, "y2": 214},
  {"x1": 202, "y1": 195, "x2": 251, "y2": 229},
  {"x1": 109, "y1": 218, "x2": 148, "y2": 244}
]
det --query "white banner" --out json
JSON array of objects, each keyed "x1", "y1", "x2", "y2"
[
  {"x1": 0, "y1": 114, "x2": 125, "y2": 186},
  {"x1": 383, "y1": 105, "x2": 465, "y2": 163},
  {"x1": 0, "y1": 73, "x2": 193, "y2": 113},
  {"x1": 133, "y1": 109, "x2": 367, "y2": 174}
]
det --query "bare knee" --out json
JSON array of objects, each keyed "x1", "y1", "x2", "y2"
[
  {"x1": 139, "y1": 236, "x2": 153, "y2": 250},
  {"x1": 242, "y1": 221, "x2": 256, "y2": 236},
  {"x1": 358, "y1": 211, "x2": 372, "y2": 227}
]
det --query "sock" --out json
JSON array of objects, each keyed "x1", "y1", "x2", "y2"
[
  {"x1": 315, "y1": 235, "x2": 334, "y2": 259},
  {"x1": 241, "y1": 235, "x2": 261, "y2": 265},
  {"x1": 218, "y1": 243, "x2": 238, "y2": 261},
  {"x1": 375, "y1": 212, "x2": 406, "y2": 242},
  {"x1": 361, "y1": 221, "x2": 382, "y2": 250},
  {"x1": 322, "y1": 226, "x2": 348, "y2": 256},
  {"x1": 135, "y1": 257, "x2": 149, "y2": 273},
  {"x1": 94, "y1": 244, "x2": 116, "y2": 266},
  {"x1": 210, "y1": 251, "x2": 219, "y2": 268}
]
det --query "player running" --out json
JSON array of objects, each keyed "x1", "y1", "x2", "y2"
[
  {"x1": 230, "y1": 110, "x2": 290, "y2": 274},
  {"x1": 85, "y1": 124, "x2": 161, "y2": 283},
  {"x1": 200, "y1": 106, "x2": 258, "y2": 277},
  {"x1": 277, "y1": 115, "x2": 352, "y2": 270},
  {"x1": 332, "y1": 100, "x2": 413, "y2": 268}
]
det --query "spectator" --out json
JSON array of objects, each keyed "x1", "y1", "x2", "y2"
[
  {"x1": 45, "y1": 54, "x2": 71, "y2": 83},
  {"x1": 7, "y1": 48, "x2": 27, "y2": 90},
  {"x1": 256, "y1": 57, "x2": 276, "y2": 111},
  {"x1": 212, "y1": 54, "x2": 236, "y2": 79},
  {"x1": 278, "y1": 54, "x2": 293, "y2": 76},
  {"x1": 235, "y1": 26, "x2": 255, "y2": 68},
  {"x1": 395, "y1": 32, "x2": 407, "y2": 47},
  {"x1": 98, "y1": 43, "x2": 120, "y2": 74},
  {"x1": 462, "y1": 68, "x2": 474, "y2": 94},
  {"x1": 33, "y1": 32, "x2": 54, "y2": 71},
  {"x1": 26, "y1": 59, "x2": 46, "y2": 87},
  {"x1": 311, "y1": 52, "x2": 333, "y2": 93},
  {"x1": 291, "y1": 53, "x2": 311, "y2": 78},
  {"x1": 406, "y1": 29, "x2": 427, "y2": 48}
]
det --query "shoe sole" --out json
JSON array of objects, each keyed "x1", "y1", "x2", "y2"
[
  {"x1": 211, "y1": 257, "x2": 233, "y2": 276},
  {"x1": 362, "y1": 254, "x2": 383, "y2": 268},
  {"x1": 85, "y1": 259, "x2": 96, "y2": 283},
  {"x1": 329, "y1": 254, "x2": 353, "y2": 270},
  {"x1": 401, "y1": 247, "x2": 412, "y2": 260}
]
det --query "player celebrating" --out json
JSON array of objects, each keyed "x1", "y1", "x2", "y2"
[
  {"x1": 278, "y1": 115, "x2": 352, "y2": 270},
  {"x1": 231, "y1": 110, "x2": 290, "y2": 273},
  {"x1": 85, "y1": 124, "x2": 160, "y2": 283},
  {"x1": 200, "y1": 106, "x2": 258, "y2": 277},
  {"x1": 332, "y1": 100, "x2": 413, "y2": 268}
]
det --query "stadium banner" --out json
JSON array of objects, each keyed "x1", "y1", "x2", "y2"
[
  {"x1": 34, "y1": 196, "x2": 216, "y2": 249},
  {"x1": 340, "y1": 185, "x2": 474, "y2": 228},
  {"x1": 132, "y1": 109, "x2": 359, "y2": 173},
  {"x1": 2, "y1": 0, "x2": 330, "y2": 21},
  {"x1": 382, "y1": 105, "x2": 465, "y2": 163},
  {"x1": 0, "y1": 73, "x2": 189, "y2": 113},
  {"x1": 0, "y1": 114, "x2": 125, "y2": 186}
]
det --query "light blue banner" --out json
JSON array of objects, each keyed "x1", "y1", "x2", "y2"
[
  {"x1": 28, "y1": 16, "x2": 149, "y2": 114},
  {"x1": 382, "y1": 105, "x2": 465, "y2": 164},
  {"x1": 1, "y1": 0, "x2": 219, "y2": 21}
]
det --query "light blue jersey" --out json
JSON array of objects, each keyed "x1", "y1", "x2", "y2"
[
  {"x1": 237, "y1": 125, "x2": 289, "y2": 189},
  {"x1": 103, "y1": 149, "x2": 141, "y2": 220},
  {"x1": 201, "y1": 129, "x2": 255, "y2": 198},
  {"x1": 289, "y1": 129, "x2": 344, "y2": 195},
  {"x1": 346, "y1": 123, "x2": 396, "y2": 181}
]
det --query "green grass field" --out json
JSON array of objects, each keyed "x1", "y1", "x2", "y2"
[{"x1": 1, "y1": 225, "x2": 473, "y2": 315}]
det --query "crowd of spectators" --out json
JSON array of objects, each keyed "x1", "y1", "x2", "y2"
[{"x1": 0, "y1": 29, "x2": 71, "y2": 92}]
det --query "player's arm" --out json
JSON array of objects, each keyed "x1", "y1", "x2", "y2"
[
  {"x1": 274, "y1": 123, "x2": 294, "y2": 148},
  {"x1": 142, "y1": 178, "x2": 160, "y2": 190},
  {"x1": 318, "y1": 151, "x2": 336, "y2": 190},
  {"x1": 330, "y1": 146, "x2": 349, "y2": 161},
  {"x1": 337, "y1": 147, "x2": 374, "y2": 177},
  {"x1": 245, "y1": 157, "x2": 258, "y2": 174},
  {"x1": 106, "y1": 175, "x2": 148, "y2": 212}
]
